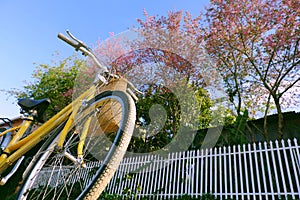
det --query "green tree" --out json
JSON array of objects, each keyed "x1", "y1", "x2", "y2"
[
  {"x1": 127, "y1": 84, "x2": 213, "y2": 153},
  {"x1": 8, "y1": 55, "x2": 86, "y2": 119}
]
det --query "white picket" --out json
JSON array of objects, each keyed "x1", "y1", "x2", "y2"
[
  {"x1": 264, "y1": 141, "x2": 275, "y2": 200},
  {"x1": 283, "y1": 139, "x2": 295, "y2": 199},
  {"x1": 35, "y1": 139, "x2": 300, "y2": 199},
  {"x1": 248, "y1": 143, "x2": 256, "y2": 200},
  {"x1": 233, "y1": 145, "x2": 239, "y2": 200},
  {"x1": 237, "y1": 144, "x2": 244, "y2": 200},
  {"x1": 276, "y1": 140, "x2": 288, "y2": 198},
  {"x1": 228, "y1": 146, "x2": 233, "y2": 200},
  {"x1": 253, "y1": 142, "x2": 262, "y2": 200},
  {"x1": 223, "y1": 146, "x2": 227, "y2": 200},
  {"x1": 290, "y1": 139, "x2": 300, "y2": 200}
]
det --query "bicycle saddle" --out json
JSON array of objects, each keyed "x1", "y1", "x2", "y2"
[{"x1": 18, "y1": 98, "x2": 51, "y2": 122}]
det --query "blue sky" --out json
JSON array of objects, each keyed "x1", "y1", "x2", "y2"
[{"x1": 0, "y1": 0, "x2": 209, "y2": 118}]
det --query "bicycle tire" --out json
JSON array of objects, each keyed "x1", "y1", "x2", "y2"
[{"x1": 17, "y1": 90, "x2": 136, "y2": 200}]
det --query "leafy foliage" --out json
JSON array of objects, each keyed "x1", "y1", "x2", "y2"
[
  {"x1": 98, "y1": 192, "x2": 235, "y2": 200},
  {"x1": 224, "y1": 109, "x2": 249, "y2": 145},
  {"x1": 127, "y1": 84, "x2": 213, "y2": 153},
  {"x1": 8, "y1": 55, "x2": 86, "y2": 118}
]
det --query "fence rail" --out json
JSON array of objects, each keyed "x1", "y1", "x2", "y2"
[{"x1": 106, "y1": 139, "x2": 300, "y2": 199}]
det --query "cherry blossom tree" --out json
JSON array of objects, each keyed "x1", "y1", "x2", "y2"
[
  {"x1": 88, "y1": 10, "x2": 231, "y2": 152},
  {"x1": 205, "y1": 0, "x2": 300, "y2": 140}
]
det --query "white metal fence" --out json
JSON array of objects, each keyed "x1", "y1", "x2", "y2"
[{"x1": 106, "y1": 139, "x2": 300, "y2": 199}]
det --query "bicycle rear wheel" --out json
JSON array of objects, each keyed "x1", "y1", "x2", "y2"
[{"x1": 18, "y1": 91, "x2": 136, "y2": 200}]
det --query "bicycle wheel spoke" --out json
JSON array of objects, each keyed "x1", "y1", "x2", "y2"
[{"x1": 18, "y1": 91, "x2": 136, "y2": 200}]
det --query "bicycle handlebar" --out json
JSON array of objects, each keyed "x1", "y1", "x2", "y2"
[
  {"x1": 57, "y1": 30, "x2": 109, "y2": 74},
  {"x1": 57, "y1": 33, "x2": 78, "y2": 50}
]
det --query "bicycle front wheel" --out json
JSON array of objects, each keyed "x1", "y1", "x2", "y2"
[{"x1": 18, "y1": 91, "x2": 136, "y2": 200}]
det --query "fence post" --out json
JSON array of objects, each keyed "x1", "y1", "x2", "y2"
[
  {"x1": 228, "y1": 145, "x2": 233, "y2": 200},
  {"x1": 264, "y1": 141, "x2": 275, "y2": 200},
  {"x1": 282, "y1": 139, "x2": 295, "y2": 199},
  {"x1": 292, "y1": 138, "x2": 300, "y2": 200},
  {"x1": 223, "y1": 146, "x2": 228, "y2": 200},
  {"x1": 276, "y1": 140, "x2": 288, "y2": 198},
  {"x1": 248, "y1": 143, "x2": 256, "y2": 200}
]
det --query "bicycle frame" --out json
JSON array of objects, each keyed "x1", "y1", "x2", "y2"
[
  {"x1": 0, "y1": 30, "x2": 136, "y2": 184},
  {"x1": 0, "y1": 84, "x2": 97, "y2": 175}
]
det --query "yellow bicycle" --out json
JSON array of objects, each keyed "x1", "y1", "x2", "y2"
[{"x1": 0, "y1": 31, "x2": 137, "y2": 200}]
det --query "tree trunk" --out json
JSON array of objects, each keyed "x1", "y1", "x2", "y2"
[
  {"x1": 274, "y1": 97, "x2": 284, "y2": 140},
  {"x1": 263, "y1": 115, "x2": 270, "y2": 143},
  {"x1": 246, "y1": 124, "x2": 255, "y2": 142},
  {"x1": 263, "y1": 94, "x2": 272, "y2": 143}
]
